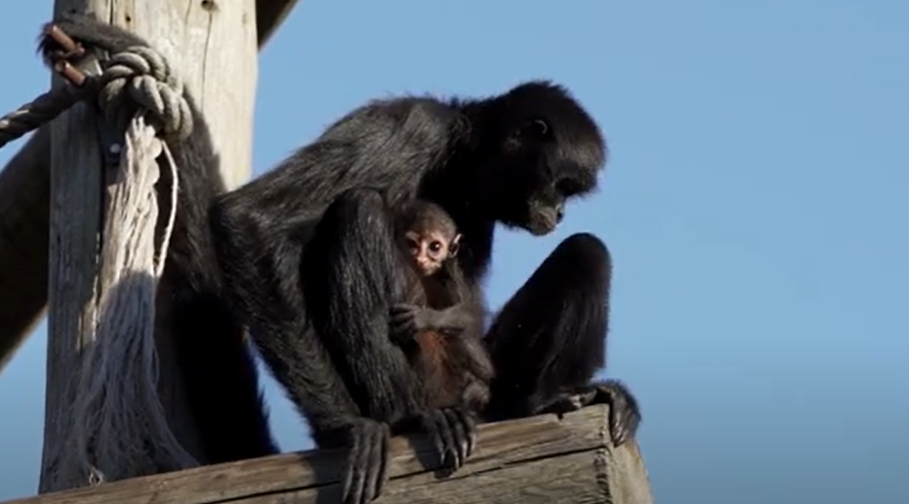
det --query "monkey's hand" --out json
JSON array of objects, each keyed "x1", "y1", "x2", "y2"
[
  {"x1": 539, "y1": 380, "x2": 641, "y2": 447},
  {"x1": 390, "y1": 303, "x2": 473, "y2": 342},
  {"x1": 418, "y1": 405, "x2": 477, "y2": 474},
  {"x1": 389, "y1": 303, "x2": 432, "y2": 344},
  {"x1": 427, "y1": 304, "x2": 475, "y2": 336},
  {"x1": 338, "y1": 418, "x2": 391, "y2": 504},
  {"x1": 39, "y1": 14, "x2": 149, "y2": 68}
]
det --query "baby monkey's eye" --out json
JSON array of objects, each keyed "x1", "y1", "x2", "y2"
[{"x1": 429, "y1": 241, "x2": 443, "y2": 253}]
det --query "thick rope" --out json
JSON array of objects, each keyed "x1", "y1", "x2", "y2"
[
  {"x1": 0, "y1": 45, "x2": 200, "y2": 488},
  {"x1": 70, "y1": 116, "x2": 196, "y2": 487}
]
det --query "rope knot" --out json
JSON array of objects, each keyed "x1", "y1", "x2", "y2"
[{"x1": 97, "y1": 46, "x2": 193, "y2": 141}]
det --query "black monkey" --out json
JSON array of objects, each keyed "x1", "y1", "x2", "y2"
[
  {"x1": 41, "y1": 15, "x2": 641, "y2": 504},
  {"x1": 389, "y1": 200, "x2": 494, "y2": 414},
  {"x1": 210, "y1": 76, "x2": 641, "y2": 503},
  {"x1": 38, "y1": 16, "x2": 279, "y2": 464}
]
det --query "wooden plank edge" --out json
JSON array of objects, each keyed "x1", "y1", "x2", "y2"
[{"x1": 1, "y1": 405, "x2": 654, "y2": 504}]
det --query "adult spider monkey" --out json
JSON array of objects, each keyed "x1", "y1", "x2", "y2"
[
  {"x1": 389, "y1": 200, "x2": 493, "y2": 414},
  {"x1": 40, "y1": 15, "x2": 642, "y2": 504}
]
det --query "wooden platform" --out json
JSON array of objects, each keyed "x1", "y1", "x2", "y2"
[{"x1": 2, "y1": 405, "x2": 653, "y2": 504}]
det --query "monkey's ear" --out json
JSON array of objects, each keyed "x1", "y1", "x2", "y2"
[
  {"x1": 449, "y1": 233, "x2": 462, "y2": 257},
  {"x1": 519, "y1": 118, "x2": 550, "y2": 139}
]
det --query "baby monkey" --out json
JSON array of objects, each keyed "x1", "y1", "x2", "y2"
[{"x1": 389, "y1": 200, "x2": 494, "y2": 413}]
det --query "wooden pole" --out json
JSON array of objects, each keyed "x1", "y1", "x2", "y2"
[
  {"x1": 0, "y1": 0, "x2": 297, "y2": 375},
  {"x1": 9, "y1": 406, "x2": 655, "y2": 504},
  {"x1": 40, "y1": 0, "x2": 258, "y2": 493}
]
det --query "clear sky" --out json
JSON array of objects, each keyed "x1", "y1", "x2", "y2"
[{"x1": 0, "y1": 1, "x2": 906, "y2": 503}]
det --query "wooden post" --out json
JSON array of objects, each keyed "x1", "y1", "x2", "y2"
[
  {"x1": 40, "y1": 0, "x2": 258, "y2": 493},
  {"x1": 0, "y1": 0, "x2": 299, "y2": 375},
  {"x1": 9, "y1": 406, "x2": 655, "y2": 504}
]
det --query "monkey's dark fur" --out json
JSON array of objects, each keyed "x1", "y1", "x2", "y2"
[
  {"x1": 41, "y1": 15, "x2": 642, "y2": 504},
  {"x1": 389, "y1": 201, "x2": 494, "y2": 414}
]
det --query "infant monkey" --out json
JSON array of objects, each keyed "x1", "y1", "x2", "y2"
[{"x1": 390, "y1": 201, "x2": 494, "y2": 413}]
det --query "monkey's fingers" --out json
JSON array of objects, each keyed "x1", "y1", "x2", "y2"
[
  {"x1": 435, "y1": 410, "x2": 463, "y2": 470},
  {"x1": 389, "y1": 312, "x2": 415, "y2": 327},
  {"x1": 362, "y1": 422, "x2": 390, "y2": 503},
  {"x1": 591, "y1": 380, "x2": 641, "y2": 447},
  {"x1": 459, "y1": 407, "x2": 479, "y2": 457},
  {"x1": 390, "y1": 303, "x2": 419, "y2": 315},
  {"x1": 443, "y1": 407, "x2": 475, "y2": 467},
  {"x1": 423, "y1": 410, "x2": 458, "y2": 470},
  {"x1": 341, "y1": 420, "x2": 389, "y2": 504},
  {"x1": 340, "y1": 425, "x2": 364, "y2": 504},
  {"x1": 388, "y1": 318, "x2": 417, "y2": 344},
  {"x1": 420, "y1": 411, "x2": 446, "y2": 466}
]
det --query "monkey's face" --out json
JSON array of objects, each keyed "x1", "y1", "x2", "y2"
[
  {"x1": 478, "y1": 81, "x2": 606, "y2": 236},
  {"x1": 405, "y1": 230, "x2": 461, "y2": 276}
]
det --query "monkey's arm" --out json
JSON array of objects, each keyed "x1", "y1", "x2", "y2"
[
  {"x1": 389, "y1": 302, "x2": 481, "y2": 340},
  {"x1": 420, "y1": 303, "x2": 476, "y2": 333}
]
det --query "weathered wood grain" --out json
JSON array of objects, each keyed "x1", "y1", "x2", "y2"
[
  {"x1": 7, "y1": 406, "x2": 654, "y2": 504},
  {"x1": 39, "y1": 0, "x2": 259, "y2": 493},
  {"x1": 40, "y1": 26, "x2": 106, "y2": 493}
]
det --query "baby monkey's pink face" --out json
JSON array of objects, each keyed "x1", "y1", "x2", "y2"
[{"x1": 405, "y1": 229, "x2": 461, "y2": 277}]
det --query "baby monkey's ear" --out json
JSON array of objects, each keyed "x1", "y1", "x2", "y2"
[{"x1": 449, "y1": 233, "x2": 463, "y2": 257}]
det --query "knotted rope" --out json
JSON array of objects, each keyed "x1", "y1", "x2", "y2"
[{"x1": 0, "y1": 42, "x2": 200, "y2": 488}]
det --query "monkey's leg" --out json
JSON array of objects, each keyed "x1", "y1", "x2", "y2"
[
  {"x1": 169, "y1": 287, "x2": 279, "y2": 463},
  {"x1": 483, "y1": 232, "x2": 640, "y2": 446},
  {"x1": 302, "y1": 189, "x2": 476, "y2": 501}
]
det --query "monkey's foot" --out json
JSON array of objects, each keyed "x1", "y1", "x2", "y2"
[{"x1": 540, "y1": 380, "x2": 641, "y2": 447}]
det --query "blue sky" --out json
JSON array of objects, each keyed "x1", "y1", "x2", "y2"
[{"x1": 0, "y1": 1, "x2": 906, "y2": 502}]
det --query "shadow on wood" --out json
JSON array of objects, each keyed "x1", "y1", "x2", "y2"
[{"x1": 1, "y1": 405, "x2": 653, "y2": 504}]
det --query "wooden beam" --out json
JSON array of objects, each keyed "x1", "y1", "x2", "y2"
[
  {"x1": 257, "y1": 0, "x2": 302, "y2": 47},
  {"x1": 39, "y1": 0, "x2": 258, "y2": 493},
  {"x1": 6, "y1": 406, "x2": 654, "y2": 504}
]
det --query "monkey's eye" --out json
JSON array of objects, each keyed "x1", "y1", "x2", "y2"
[{"x1": 429, "y1": 241, "x2": 443, "y2": 254}]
